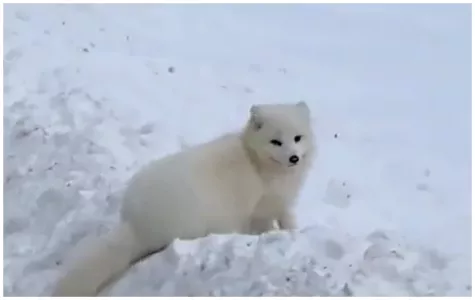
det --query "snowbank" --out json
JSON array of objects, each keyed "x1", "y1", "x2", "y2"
[{"x1": 105, "y1": 227, "x2": 466, "y2": 297}]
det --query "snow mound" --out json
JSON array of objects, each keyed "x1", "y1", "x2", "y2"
[
  {"x1": 105, "y1": 226, "x2": 463, "y2": 297},
  {"x1": 3, "y1": 95, "x2": 126, "y2": 296}
]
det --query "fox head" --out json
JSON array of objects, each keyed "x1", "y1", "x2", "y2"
[{"x1": 243, "y1": 101, "x2": 315, "y2": 170}]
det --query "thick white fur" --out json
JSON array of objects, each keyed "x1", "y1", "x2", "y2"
[{"x1": 52, "y1": 102, "x2": 315, "y2": 296}]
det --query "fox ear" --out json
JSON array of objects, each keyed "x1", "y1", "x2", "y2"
[
  {"x1": 296, "y1": 101, "x2": 310, "y2": 120},
  {"x1": 249, "y1": 105, "x2": 263, "y2": 130}
]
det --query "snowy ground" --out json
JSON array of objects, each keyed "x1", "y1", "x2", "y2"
[{"x1": 3, "y1": 3, "x2": 472, "y2": 297}]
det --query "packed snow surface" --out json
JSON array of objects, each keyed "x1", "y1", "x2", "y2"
[{"x1": 3, "y1": 3, "x2": 471, "y2": 296}]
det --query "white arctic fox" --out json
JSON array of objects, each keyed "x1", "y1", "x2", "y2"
[{"x1": 52, "y1": 101, "x2": 315, "y2": 296}]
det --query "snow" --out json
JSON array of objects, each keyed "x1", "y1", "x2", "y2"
[
  {"x1": 104, "y1": 227, "x2": 462, "y2": 297},
  {"x1": 3, "y1": 3, "x2": 471, "y2": 297}
]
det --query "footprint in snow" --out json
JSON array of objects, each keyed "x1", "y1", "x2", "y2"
[
  {"x1": 4, "y1": 48, "x2": 23, "y2": 61},
  {"x1": 15, "y1": 10, "x2": 30, "y2": 22},
  {"x1": 416, "y1": 168, "x2": 432, "y2": 192},
  {"x1": 322, "y1": 179, "x2": 353, "y2": 208},
  {"x1": 138, "y1": 122, "x2": 155, "y2": 135},
  {"x1": 324, "y1": 239, "x2": 345, "y2": 260},
  {"x1": 32, "y1": 188, "x2": 75, "y2": 236}
]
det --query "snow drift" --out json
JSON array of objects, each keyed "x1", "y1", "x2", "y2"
[{"x1": 104, "y1": 226, "x2": 464, "y2": 297}]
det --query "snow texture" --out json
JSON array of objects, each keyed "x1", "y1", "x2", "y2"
[{"x1": 3, "y1": 3, "x2": 472, "y2": 297}]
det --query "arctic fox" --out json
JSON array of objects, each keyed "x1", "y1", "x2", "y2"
[{"x1": 52, "y1": 101, "x2": 315, "y2": 296}]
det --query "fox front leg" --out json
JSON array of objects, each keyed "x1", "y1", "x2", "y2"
[
  {"x1": 277, "y1": 210, "x2": 297, "y2": 231},
  {"x1": 249, "y1": 217, "x2": 276, "y2": 235}
]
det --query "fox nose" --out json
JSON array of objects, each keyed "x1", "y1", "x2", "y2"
[{"x1": 289, "y1": 155, "x2": 299, "y2": 164}]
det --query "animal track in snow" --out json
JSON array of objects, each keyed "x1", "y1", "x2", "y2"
[
  {"x1": 4, "y1": 48, "x2": 23, "y2": 61},
  {"x1": 15, "y1": 10, "x2": 30, "y2": 22},
  {"x1": 416, "y1": 168, "x2": 432, "y2": 192},
  {"x1": 139, "y1": 122, "x2": 155, "y2": 135},
  {"x1": 324, "y1": 239, "x2": 345, "y2": 260},
  {"x1": 322, "y1": 179, "x2": 353, "y2": 208}
]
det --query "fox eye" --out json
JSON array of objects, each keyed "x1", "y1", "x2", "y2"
[
  {"x1": 270, "y1": 139, "x2": 283, "y2": 146},
  {"x1": 294, "y1": 135, "x2": 303, "y2": 143}
]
